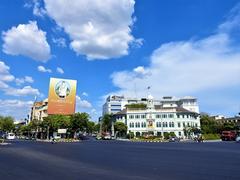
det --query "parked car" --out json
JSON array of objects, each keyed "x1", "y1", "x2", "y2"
[
  {"x1": 103, "y1": 134, "x2": 111, "y2": 140},
  {"x1": 221, "y1": 131, "x2": 237, "y2": 141},
  {"x1": 6, "y1": 133, "x2": 16, "y2": 140}
]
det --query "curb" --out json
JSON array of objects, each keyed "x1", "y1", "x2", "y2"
[
  {"x1": 131, "y1": 140, "x2": 165, "y2": 143},
  {"x1": 0, "y1": 143, "x2": 10, "y2": 146}
]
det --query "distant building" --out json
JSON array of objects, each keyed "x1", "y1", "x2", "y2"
[
  {"x1": 211, "y1": 115, "x2": 226, "y2": 120},
  {"x1": 111, "y1": 95, "x2": 200, "y2": 138},
  {"x1": 30, "y1": 98, "x2": 48, "y2": 122},
  {"x1": 215, "y1": 116, "x2": 240, "y2": 128}
]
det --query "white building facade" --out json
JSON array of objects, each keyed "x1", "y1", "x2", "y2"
[
  {"x1": 113, "y1": 96, "x2": 200, "y2": 138},
  {"x1": 103, "y1": 95, "x2": 199, "y2": 115}
]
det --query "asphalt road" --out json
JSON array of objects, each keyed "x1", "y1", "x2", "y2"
[{"x1": 0, "y1": 140, "x2": 240, "y2": 180}]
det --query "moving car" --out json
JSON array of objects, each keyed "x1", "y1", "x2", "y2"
[
  {"x1": 6, "y1": 133, "x2": 15, "y2": 140},
  {"x1": 169, "y1": 137, "x2": 180, "y2": 142},
  {"x1": 221, "y1": 131, "x2": 236, "y2": 141},
  {"x1": 236, "y1": 136, "x2": 240, "y2": 142}
]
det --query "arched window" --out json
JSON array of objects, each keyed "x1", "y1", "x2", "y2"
[{"x1": 131, "y1": 122, "x2": 134, "y2": 128}]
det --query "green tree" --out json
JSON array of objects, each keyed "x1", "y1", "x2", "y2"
[
  {"x1": 19, "y1": 124, "x2": 31, "y2": 135},
  {"x1": 101, "y1": 114, "x2": 113, "y2": 132},
  {"x1": 42, "y1": 114, "x2": 70, "y2": 138},
  {"x1": 200, "y1": 115, "x2": 220, "y2": 134},
  {"x1": 93, "y1": 123, "x2": 100, "y2": 133},
  {"x1": 70, "y1": 112, "x2": 90, "y2": 136},
  {"x1": 114, "y1": 122, "x2": 127, "y2": 137},
  {"x1": 87, "y1": 121, "x2": 95, "y2": 133},
  {"x1": 222, "y1": 122, "x2": 236, "y2": 131},
  {"x1": 0, "y1": 116, "x2": 15, "y2": 132}
]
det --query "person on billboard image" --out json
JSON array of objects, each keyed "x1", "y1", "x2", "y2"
[{"x1": 55, "y1": 80, "x2": 71, "y2": 99}]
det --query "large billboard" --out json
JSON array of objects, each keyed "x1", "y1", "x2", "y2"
[{"x1": 48, "y1": 78, "x2": 77, "y2": 115}]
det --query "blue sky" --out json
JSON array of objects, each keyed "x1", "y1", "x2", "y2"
[{"x1": 0, "y1": 0, "x2": 240, "y2": 121}]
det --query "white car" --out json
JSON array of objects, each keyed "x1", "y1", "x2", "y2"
[
  {"x1": 236, "y1": 136, "x2": 240, "y2": 142},
  {"x1": 6, "y1": 133, "x2": 15, "y2": 140}
]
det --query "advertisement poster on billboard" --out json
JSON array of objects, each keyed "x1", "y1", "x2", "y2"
[{"x1": 48, "y1": 78, "x2": 77, "y2": 115}]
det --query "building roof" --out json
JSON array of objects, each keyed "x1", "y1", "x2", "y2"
[{"x1": 34, "y1": 101, "x2": 43, "y2": 107}]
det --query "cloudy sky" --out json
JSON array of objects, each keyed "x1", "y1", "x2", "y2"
[{"x1": 0, "y1": 0, "x2": 240, "y2": 121}]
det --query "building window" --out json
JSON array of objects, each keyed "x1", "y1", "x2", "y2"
[
  {"x1": 168, "y1": 114, "x2": 174, "y2": 118},
  {"x1": 135, "y1": 115, "x2": 140, "y2": 119},
  {"x1": 177, "y1": 114, "x2": 180, "y2": 118},
  {"x1": 178, "y1": 122, "x2": 181, "y2": 128},
  {"x1": 178, "y1": 132, "x2": 181, "y2": 136},
  {"x1": 162, "y1": 114, "x2": 167, "y2": 118},
  {"x1": 182, "y1": 115, "x2": 185, "y2": 118},
  {"x1": 130, "y1": 122, "x2": 134, "y2": 128},
  {"x1": 141, "y1": 115, "x2": 146, "y2": 119},
  {"x1": 165, "y1": 122, "x2": 168, "y2": 127},
  {"x1": 156, "y1": 122, "x2": 162, "y2": 127},
  {"x1": 129, "y1": 115, "x2": 134, "y2": 119},
  {"x1": 169, "y1": 122, "x2": 172, "y2": 127},
  {"x1": 183, "y1": 122, "x2": 185, "y2": 127},
  {"x1": 172, "y1": 122, "x2": 174, "y2": 127}
]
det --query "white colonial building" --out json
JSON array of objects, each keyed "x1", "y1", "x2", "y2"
[{"x1": 112, "y1": 95, "x2": 200, "y2": 138}]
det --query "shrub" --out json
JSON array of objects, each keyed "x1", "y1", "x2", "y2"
[{"x1": 203, "y1": 133, "x2": 220, "y2": 140}]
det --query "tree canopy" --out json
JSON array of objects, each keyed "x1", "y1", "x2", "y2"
[{"x1": 0, "y1": 116, "x2": 15, "y2": 132}]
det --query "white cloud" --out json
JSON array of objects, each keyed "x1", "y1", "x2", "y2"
[
  {"x1": 44, "y1": 0, "x2": 140, "y2": 60},
  {"x1": 24, "y1": 0, "x2": 47, "y2": 17},
  {"x1": 218, "y1": 3, "x2": 240, "y2": 33},
  {"x1": 0, "y1": 61, "x2": 15, "y2": 82},
  {"x1": 0, "y1": 99, "x2": 33, "y2": 120},
  {"x1": 56, "y1": 67, "x2": 64, "y2": 74},
  {"x1": 52, "y1": 37, "x2": 66, "y2": 47},
  {"x1": 33, "y1": 0, "x2": 47, "y2": 17},
  {"x1": 38, "y1": 65, "x2": 52, "y2": 73},
  {"x1": 0, "y1": 61, "x2": 40, "y2": 97},
  {"x1": 76, "y1": 95, "x2": 92, "y2": 110},
  {"x1": 109, "y1": 8, "x2": 240, "y2": 101},
  {"x1": 16, "y1": 76, "x2": 34, "y2": 85},
  {"x1": 0, "y1": 81, "x2": 9, "y2": 89},
  {"x1": 82, "y1": 92, "x2": 88, "y2": 97},
  {"x1": 2, "y1": 21, "x2": 51, "y2": 62},
  {"x1": 5, "y1": 86, "x2": 40, "y2": 96}
]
